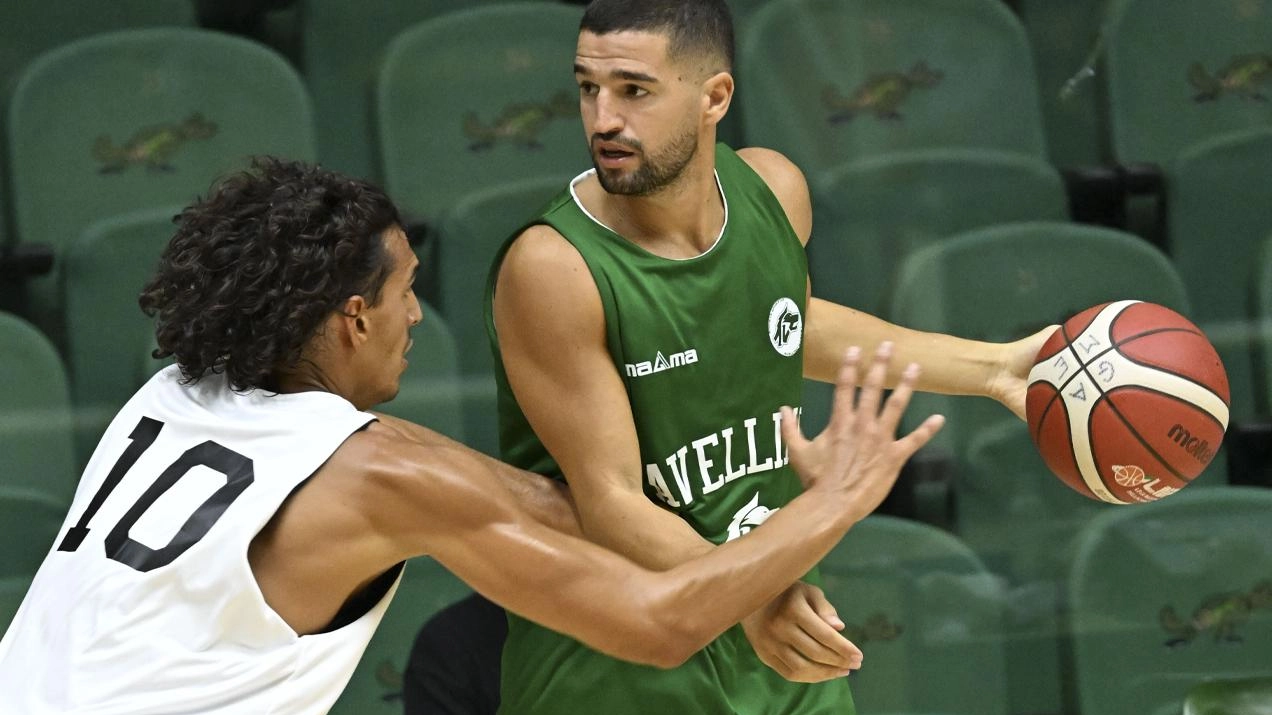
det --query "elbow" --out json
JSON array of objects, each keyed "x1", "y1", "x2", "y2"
[
  {"x1": 624, "y1": 583, "x2": 714, "y2": 669},
  {"x1": 645, "y1": 612, "x2": 711, "y2": 669}
]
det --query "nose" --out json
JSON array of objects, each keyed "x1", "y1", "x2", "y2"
[
  {"x1": 591, "y1": 91, "x2": 624, "y2": 137},
  {"x1": 409, "y1": 291, "x2": 423, "y2": 327}
]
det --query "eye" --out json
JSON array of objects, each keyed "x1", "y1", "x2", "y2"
[
  {"x1": 578, "y1": 81, "x2": 598, "y2": 96},
  {"x1": 625, "y1": 84, "x2": 649, "y2": 98}
]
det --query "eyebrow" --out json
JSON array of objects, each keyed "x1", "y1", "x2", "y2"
[{"x1": 573, "y1": 63, "x2": 660, "y2": 84}]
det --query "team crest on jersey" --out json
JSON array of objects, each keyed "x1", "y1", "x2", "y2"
[
  {"x1": 727, "y1": 492, "x2": 779, "y2": 541},
  {"x1": 768, "y1": 298, "x2": 803, "y2": 357}
]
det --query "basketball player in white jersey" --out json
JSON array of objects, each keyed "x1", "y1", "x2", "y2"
[{"x1": 0, "y1": 157, "x2": 943, "y2": 714}]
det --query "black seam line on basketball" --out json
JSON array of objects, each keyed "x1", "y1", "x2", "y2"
[
  {"x1": 1116, "y1": 384, "x2": 1227, "y2": 434},
  {"x1": 1047, "y1": 325, "x2": 1205, "y2": 398},
  {"x1": 1064, "y1": 321, "x2": 1189, "y2": 486},
  {"x1": 1095, "y1": 387, "x2": 1190, "y2": 483}
]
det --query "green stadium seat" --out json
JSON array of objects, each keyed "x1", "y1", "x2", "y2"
[
  {"x1": 375, "y1": 3, "x2": 588, "y2": 232},
  {"x1": 299, "y1": 0, "x2": 518, "y2": 182},
  {"x1": 820, "y1": 516, "x2": 1009, "y2": 715},
  {"x1": 0, "y1": 484, "x2": 70, "y2": 633},
  {"x1": 7, "y1": 27, "x2": 316, "y2": 347},
  {"x1": 61, "y1": 206, "x2": 178, "y2": 467},
  {"x1": 0, "y1": 312, "x2": 77, "y2": 505},
  {"x1": 329, "y1": 557, "x2": 471, "y2": 715},
  {"x1": 1068, "y1": 487, "x2": 1272, "y2": 715},
  {"x1": 434, "y1": 176, "x2": 567, "y2": 376},
  {"x1": 1167, "y1": 127, "x2": 1272, "y2": 325},
  {"x1": 0, "y1": 486, "x2": 67, "y2": 578},
  {"x1": 374, "y1": 301, "x2": 467, "y2": 445},
  {"x1": 431, "y1": 176, "x2": 567, "y2": 457},
  {"x1": 737, "y1": 0, "x2": 1045, "y2": 179},
  {"x1": 1166, "y1": 128, "x2": 1272, "y2": 423},
  {"x1": 1016, "y1": 0, "x2": 1118, "y2": 167},
  {"x1": 0, "y1": 1, "x2": 193, "y2": 102},
  {"x1": 1261, "y1": 234, "x2": 1272, "y2": 413},
  {"x1": 1184, "y1": 676, "x2": 1272, "y2": 715},
  {"x1": 1104, "y1": 0, "x2": 1272, "y2": 167},
  {"x1": 809, "y1": 148, "x2": 1068, "y2": 315},
  {"x1": 0, "y1": 0, "x2": 192, "y2": 303},
  {"x1": 0, "y1": 576, "x2": 33, "y2": 638}
]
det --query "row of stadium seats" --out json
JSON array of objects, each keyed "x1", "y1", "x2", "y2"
[{"x1": 2, "y1": 0, "x2": 1268, "y2": 328}]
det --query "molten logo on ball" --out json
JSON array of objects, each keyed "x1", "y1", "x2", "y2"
[{"x1": 1166, "y1": 424, "x2": 1215, "y2": 464}]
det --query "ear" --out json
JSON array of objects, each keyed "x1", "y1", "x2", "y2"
[
  {"x1": 702, "y1": 71, "x2": 734, "y2": 127},
  {"x1": 338, "y1": 294, "x2": 371, "y2": 346}
]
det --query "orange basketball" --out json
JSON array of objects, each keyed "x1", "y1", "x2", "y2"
[{"x1": 1025, "y1": 300, "x2": 1230, "y2": 504}]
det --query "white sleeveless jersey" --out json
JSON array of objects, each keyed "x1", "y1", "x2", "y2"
[{"x1": 0, "y1": 366, "x2": 389, "y2": 714}]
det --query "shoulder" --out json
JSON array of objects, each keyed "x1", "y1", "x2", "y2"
[
  {"x1": 495, "y1": 224, "x2": 604, "y2": 328},
  {"x1": 736, "y1": 147, "x2": 813, "y2": 245}
]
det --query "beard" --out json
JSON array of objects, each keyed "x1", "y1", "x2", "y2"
[{"x1": 593, "y1": 124, "x2": 699, "y2": 196}]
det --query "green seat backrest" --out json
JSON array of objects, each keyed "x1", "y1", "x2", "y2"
[
  {"x1": 299, "y1": 0, "x2": 517, "y2": 181},
  {"x1": 1167, "y1": 127, "x2": 1272, "y2": 324},
  {"x1": 0, "y1": 0, "x2": 193, "y2": 264},
  {"x1": 1184, "y1": 676, "x2": 1272, "y2": 715},
  {"x1": 961, "y1": 418, "x2": 1112, "y2": 582},
  {"x1": 809, "y1": 148, "x2": 1067, "y2": 314},
  {"x1": 62, "y1": 206, "x2": 178, "y2": 466},
  {"x1": 434, "y1": 175, "x2": 567, "y2": 457},
  {"x1": 0, "y1": 486, "x2": 68, "y2": 579},
  {"x1": 0, "y1": 0, "x2": 193, "y2": 101},
  {"x1": 820, "y1": 515, "x2": 1009, "y2": 715},
  {"x1": 886, "y1": 221, "x2": 1191, "y2": 456},
  {"x1": 1105, "y1": 0, "x2": 1272, "y2": 165},
  {"x1": 435, "y1": 175, "x2": 568, "y2": 376},
  {"x1": 0, "y1": 312, "x2": 76, "y2": 505},
  {"x1": 376, "y1": 3, "x2": 588, "y2": 229},
  {"x1": 1068, "y1": 487, "x2": 1272, "y2": 715},
  {"x1": 329, "y1": 557, "x2": 471, "y2": 715},
  {"x1": 1017, "y1": 0, "x2": 1119, "y2": 167},
  {"x1": 1261, "y1": 235, "x2": 1272, "y2": 409},
  {"x1": 7, "y1": 27, "x2": 316, "y2": 346},
  {"x1": 0, "y1": 576, "x2": 35, "y2": 638},
  {"x1": 374, "y1": 301, "x2": 466, "y2": 444},
  {"x1": 737, "y1": 0, "x2": 1045, "y2": 178}
]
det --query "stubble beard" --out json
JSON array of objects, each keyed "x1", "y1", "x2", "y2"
[{"x1": 594, "y1": 124, "x2": 700, "y2": 197}]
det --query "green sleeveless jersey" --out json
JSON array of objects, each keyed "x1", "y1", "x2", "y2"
[{"x1": 485, "y1": 144, "x2": 854, "y2": 714}]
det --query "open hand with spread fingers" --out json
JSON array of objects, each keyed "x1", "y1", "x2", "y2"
[{"x1": 782, "y1": 341, "x2": 946, "y2": 529}]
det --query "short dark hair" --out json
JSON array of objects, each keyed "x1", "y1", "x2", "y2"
[
  {"x1": 139, "y1": 156, "x2": 403, "y2": 391},
  {"x1": 580, "y1": 0, "x2": 734, "y2": 73}
]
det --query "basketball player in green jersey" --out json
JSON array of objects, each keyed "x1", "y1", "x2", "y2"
[{"x1": 487, "y1": 1, "x2": 1051, "y2": 713}]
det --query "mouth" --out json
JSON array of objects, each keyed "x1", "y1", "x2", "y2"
[
  {"x1": 405, "y1": 339, "x2": 413, "y2": 356},
  {"x1": 593, "y1": 140, "x2": 637, "y2": 168}
]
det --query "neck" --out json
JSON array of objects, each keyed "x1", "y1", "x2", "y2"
[{"x1": 275, "y1": 360, "x2": 346, "y2": 402}]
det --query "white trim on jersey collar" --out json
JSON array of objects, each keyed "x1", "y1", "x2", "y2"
[{"x1": 568, "y1": 168, "x2": 729, "y2": 262}]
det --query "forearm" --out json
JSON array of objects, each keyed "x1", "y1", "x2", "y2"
[
  {"x1": 575, "y1": 486, "x2": 716, "y2": 571},
  {"x1": 804, "y1": 298, "x2": 1003, "y2": 395},
  {"x1": 650, "y1": 488, "x2": 858, "y2": 644}
]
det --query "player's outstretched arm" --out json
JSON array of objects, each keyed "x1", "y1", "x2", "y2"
[
  {"x1": 363, "y1": 344, "x2": 940, "y2": 667},
  {"x1": 738, "y1": 146, "x2": 1053, "y2": 420}
]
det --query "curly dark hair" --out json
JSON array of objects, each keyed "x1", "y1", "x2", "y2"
[{"x1": 140, "y1": 156, "x2": 403, "y2": 391}]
